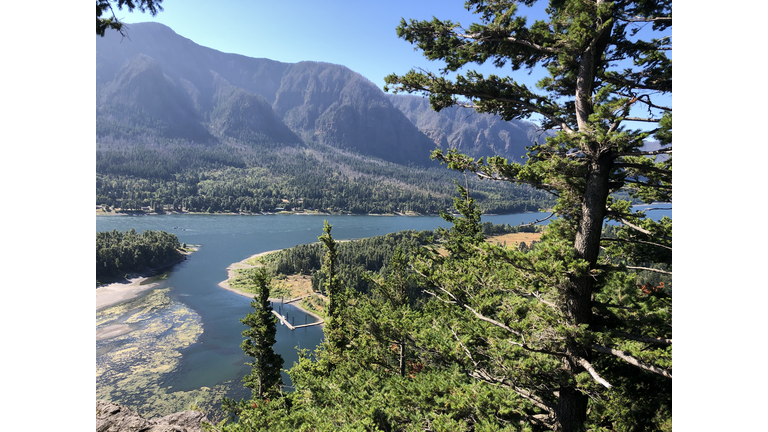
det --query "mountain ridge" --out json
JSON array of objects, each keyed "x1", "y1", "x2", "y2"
[
  {"x1": 97, "y1": 22, "x2": 543, "y2": 164},
  {"x1": 95, "y1": 22, "x2": 555, "y2": 215}
]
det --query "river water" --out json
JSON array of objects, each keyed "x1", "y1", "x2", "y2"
[{"x1": 95, "y1": 208, "x2": 670, "y2": 417}]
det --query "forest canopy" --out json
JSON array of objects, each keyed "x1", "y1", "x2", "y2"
[{"x1": 96, "y1": 229, "x2": 183, "y2": 282}]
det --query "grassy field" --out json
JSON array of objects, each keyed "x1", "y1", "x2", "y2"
[{"x1": 486, "y1": 232, "x2": 542, "y2": 247}]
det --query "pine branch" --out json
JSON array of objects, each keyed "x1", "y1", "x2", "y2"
[
  {"x1": 591, "y1": 344, "x2": 672, "y2": 378},
  {"x1": 620, "y1": 16, "x2": 673, "y2": 23},
  {"x1": 574, "y1": 356, "x2": 613, "y2": 388},
  {"x1": 474, "y1": 170, "x2": 555, "y2": 190},
  {"x1": 467, "y1": 369, "x2": 556, "y2": 417},
  {"x1": 601, "y1": 73, "x2": 671, "y2": 92},
  {"x1": 622, "y1": 116, "x2": 661, "y2": 122},
  {"x1": 595, "y1": 327, "x2": 672, "y2": 345},
  {"x1": 600, "y1": 237, "x2": 672, "y2": 251},
  {"x1": 625, "y1": 265, "x2": 671, "y2": 275},
  {"x1": 456, "y1": 32, "x2": 560, "y2": 55},
  {"x1": 618, "y1": 218, "x2": 671, "y2": 241},
  {"x1": 637, "y1": 94, "x2": 672, "y2": 112},
  {"x1": 615, "y1": 162, "x2": 671, "y2": 176},
  {"x1": 614, "y1": 147, "x2": 671, "y2": 157},
  {"x1": 462, "y1": 303, "x2": 523, "y2": 337},
  {"x1": 623, "y1": 179, "x2": 672, "y2": 189},
  {"x1": 446, "y1": 320, "x2": 480, "y2": 368}
]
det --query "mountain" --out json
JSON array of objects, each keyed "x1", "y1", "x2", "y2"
[
  {"x1": 97, "y1": 22, "x2": 435, "y2": 165},
  {"x1": 387, "y1": 94, "x2": 543, "y2": 161},
  {"x1": 95, "y1": 23, "x2": 555, "y2": 215}
]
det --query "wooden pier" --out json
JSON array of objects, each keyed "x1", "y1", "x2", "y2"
[{"x1": 272, "y1": 309, "x2": 323, "y2": 331}]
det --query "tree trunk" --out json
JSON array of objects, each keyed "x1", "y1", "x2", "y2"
[
  {"x1": 554, "y1": 384, "x2": 589, "y2": 432},
  {"x1": 570, "y1": 154, "x2": 612, "y2": 321},
  {"x1": 560, "y1": 154, "x2": 612, "y2": 429}
]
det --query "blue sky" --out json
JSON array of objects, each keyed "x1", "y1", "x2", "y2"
[{"x1": 121, "y1": 0, "x2": 549, "y2": 92}]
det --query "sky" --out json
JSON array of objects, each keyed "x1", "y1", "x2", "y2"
[{"x1": 124, "y1": 0, "x2": 550, "y2": 92}]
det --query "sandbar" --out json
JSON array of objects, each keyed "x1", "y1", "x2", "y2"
[
  {"x1": 96, "y1": 277, "x2": 161, "y2": 310},
  {"x1": 96, "y1": 324, "x2": 136, "y2": 341}
]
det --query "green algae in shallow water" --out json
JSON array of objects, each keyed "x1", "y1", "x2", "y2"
[
  {"x1": 141, "y1": 272, "x2": 170, "y2": 285},
  {"x1": 96, "y1": 287, "x2": 236, "y2": 419},
  {"x1": 96, "y1": 288, "x2": 173, "y2": 327}
]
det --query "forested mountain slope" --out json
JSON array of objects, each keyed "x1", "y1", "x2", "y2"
[{"x1": 96, "y1": 22, "x2": 553, "y2": 214}]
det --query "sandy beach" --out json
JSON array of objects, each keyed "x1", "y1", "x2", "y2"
[
  {"x1": 218, "y1": 250, "x2": 325, "y2": 323},
  {"x1": 96, "y1": 248, "x2": 197, "y2": 311},
  {"x1": 96, "y1": 277, "x2": 161, "y2": 310}
]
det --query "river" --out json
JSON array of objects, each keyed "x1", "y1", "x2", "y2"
[{"x1": 95, "y1": 208, "x2": 670, "y2": 418}]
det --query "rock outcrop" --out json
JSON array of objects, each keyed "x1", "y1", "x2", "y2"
[{"x1": 96, "y1": 401, "x2": 211, "y2": 432}]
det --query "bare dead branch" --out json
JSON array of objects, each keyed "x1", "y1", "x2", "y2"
[
  {"x1": 520, "y1": 212, "x2": 556, "y2": 226},
  {"x1": 456, "y1": 32, "x2": 561, "y2": 55},
  {"x1": 637, "y1": 94, "x2": 672, "y2": 112},
  {"x1": 614, "y1": 163, "x2": 671, "y2": 176},
  {"x1": 468, "y1": 370, "x2": 556, "y2": 416},
  {"x1": 621, "y1": 16, "x2": 673, "y2": 23},
  {"x1": 591, "y1": 344, "x2": 672, "y2": 378},
  {"x1": 600, "y1": 237, "x2": 672, "y2": 251},
  {"x1": 623, "y1": 116, "x2": 661, "y2": 122},
  {"x1": 610, "y1": 330, "x2": 671, "y2": 346},
  {"x1": 618, "y1": 218, "x2": 657, "y2": 238},
  {"x1": 626, "y1": 265, "x2": 672, "y2": 275},
  {"x1": 447, "y1": 322, "x2": 480, "y2": 367},
  {"x1": 614, "y1": 148, "x2": 671, "y2": 157},
  {"x1": 463, "y1": 304, "x2": 523, "y2": 337},
  {"x1": 623, "y1": 179, "x2": 672, "y2": 189},
  {"x1": 574, "y1": 356, "x2": 612, "y2": 388}
]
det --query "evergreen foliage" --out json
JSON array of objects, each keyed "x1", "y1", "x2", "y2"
[
  {"x1": 96, "y1": 229, "x2": 182, "y2": 282},
  {"x1": 222, "y1": 269, "x2": 284, "y2": 419},
  {"x1": 381, "y1": 1, "x2": 672, "y2": 430},
  {"x1": 97, "y1": 0, "x2": 163, "y2": 37},
  {"x1": 241, "y1": 269, "x2": 284, "y2": 399},
  {"x1": 96, "y1": 141, "x2": 554, "y2": 215},
  {"x1": 318, "y1": 221, "x2": 348, "y2": 362},
  {"x1": 217, "y1": 1, "x2": 672, "y2": 431}
]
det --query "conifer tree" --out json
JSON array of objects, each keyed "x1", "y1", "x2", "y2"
[
  {"x1": 97, "y1": 0, "x2": 164, "y2": 37},
  {"x1": 239, "y1": 268, "x2": 284, "y2": 400},
  {"x1": 386, "y1": 1, "x2": 672, "y2": 431},
  {"x1": 362, "y1": 247, "x2": 420, "y2": 377},
  {"x1": 318, "y1": 221, "x2": 347, "y2": 358}
]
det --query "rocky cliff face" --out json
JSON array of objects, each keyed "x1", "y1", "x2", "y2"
[
  {"x1": 387, "y1": 94, "x2": 545, "y2": 160},
  {"x1": 96, "y1": 401, "x2": 210, "y2": 432}
]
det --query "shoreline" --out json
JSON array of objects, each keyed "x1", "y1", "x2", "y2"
[
  {"x1": 96, "y1": 276, "x2": 160, "y2": 311},
  {"x1": 218, "y1": 250, "x2": 325, "y2": 324},
  {"x1": 96, "y1": 247, "x2": 197, "y2": 311},
  {"x1": 97, "y1": 209, "x2": 550, "y2": 218}
]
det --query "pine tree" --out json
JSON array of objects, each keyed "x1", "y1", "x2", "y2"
[
  {"x1": 318, "y1": 220, "x2": 347, "y2": 359},
  {"x1": 239, "y1": 268, "x2": 284, "y2": 400},
  {"x1": 386, "y1": 1, "x2": 672, "y2": 431}
]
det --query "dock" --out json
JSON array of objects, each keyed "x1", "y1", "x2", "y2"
[{"x1": 271, "y1": 309, "x2": 323, "y2": 330}]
